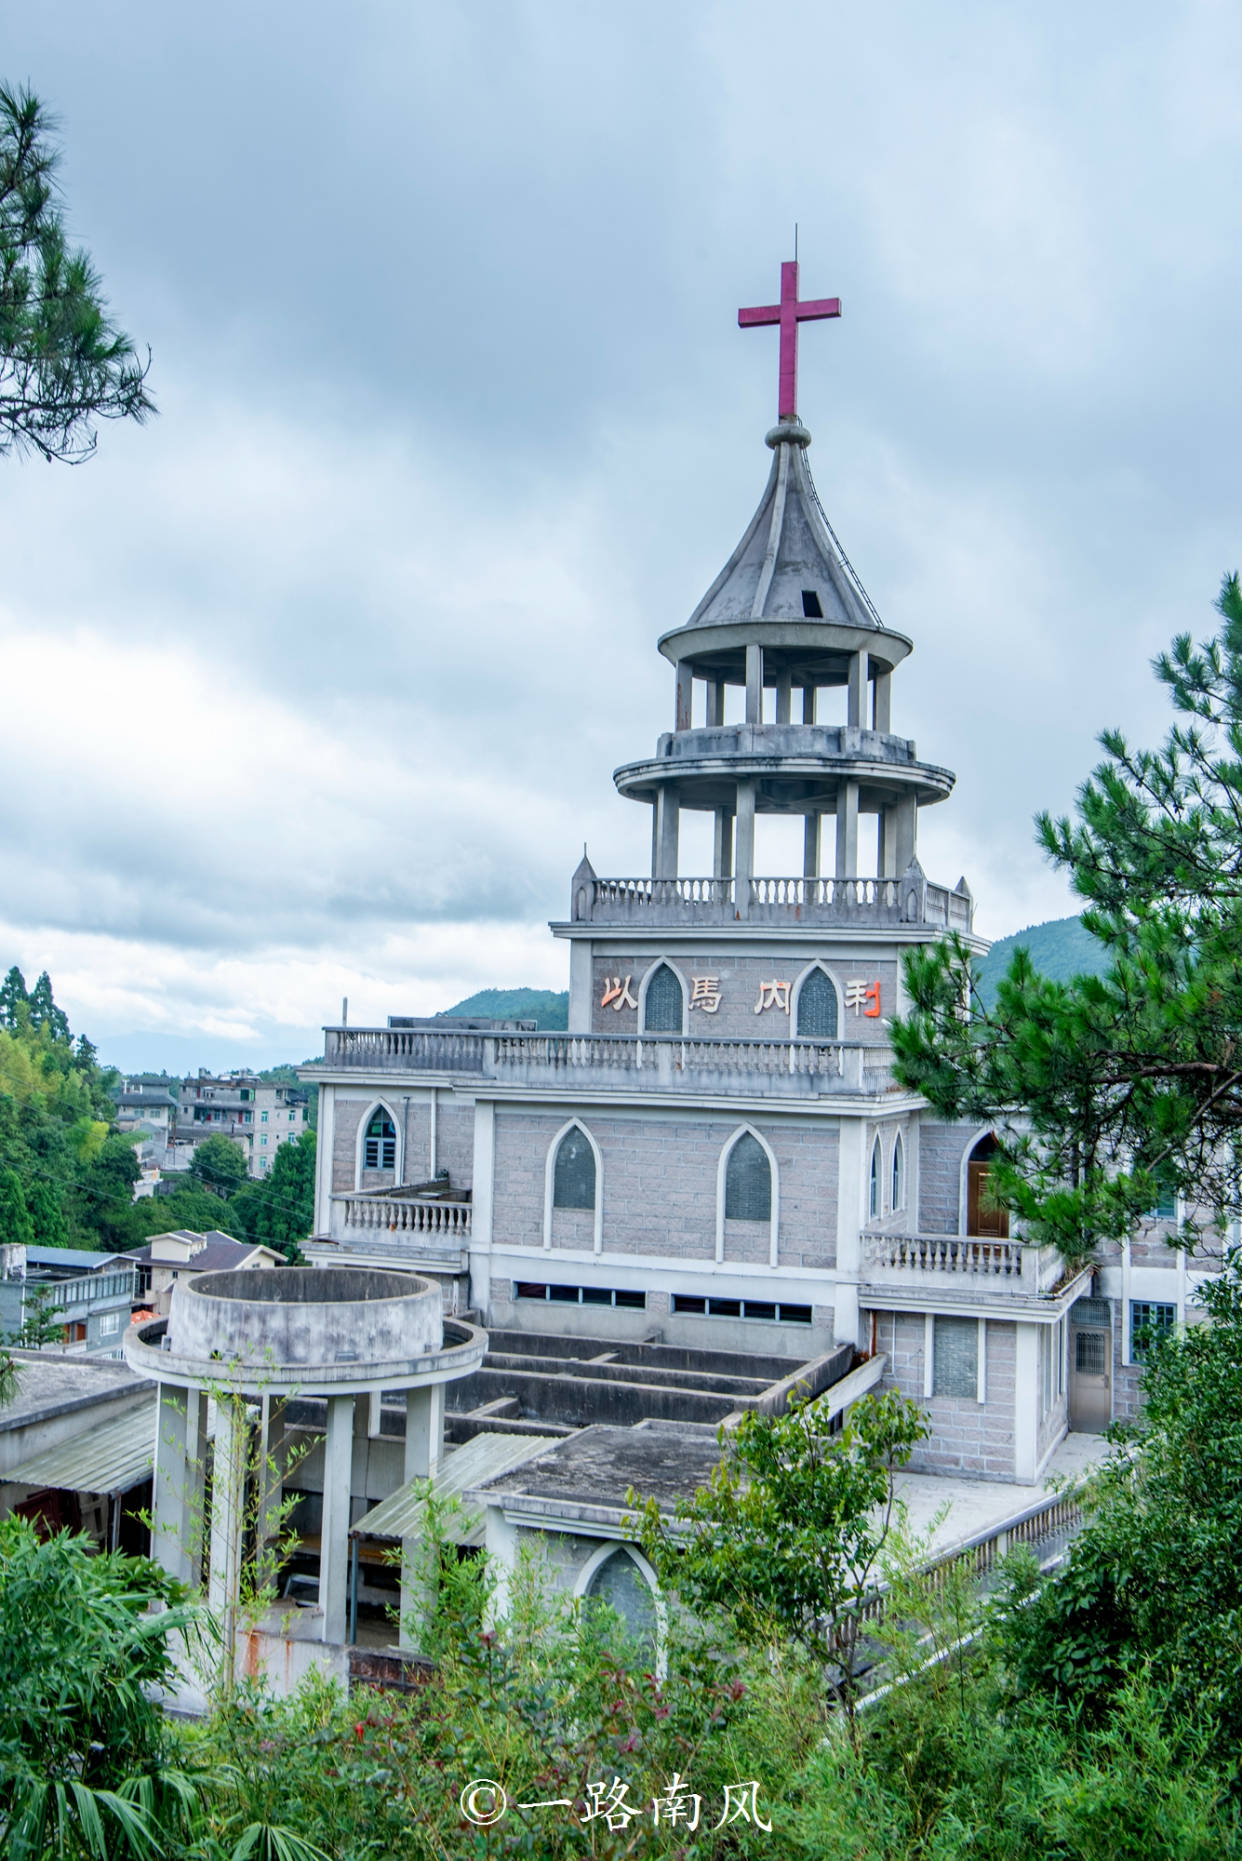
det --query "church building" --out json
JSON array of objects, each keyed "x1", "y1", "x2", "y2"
[{"x1": 304, "y1": 260, "x2": 1162, "y2": 1484}]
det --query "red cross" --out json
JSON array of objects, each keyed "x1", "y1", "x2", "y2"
[{"x1": 738, "y1": 259, "x2": 841, "y2": 422}]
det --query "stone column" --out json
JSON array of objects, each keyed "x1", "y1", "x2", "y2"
[
  {"x1": 653, "y1": 786, "x2": 679, "y2": 880},
  {"x1": 834, "y1": 1120, "x2": 866, "y2": 1347},
  {"x1": 734, "y1": 780, "x2": 757, "y2": 910},
  {"x1": 894, "y1": 794, "x2": 918, "y2": 872},
  {"x1": 878, "y1": 810, "x2": 895, "y2": 878},
  {"x1": 802, "y1": 684, "x2": 817, "y2": 724},
  {"x1": 707, "y1": 680, "x2": 725, "y2": 727},
  {"x1": 745, "y1": 644, "x2": 764, "y2": 724},
  {"x1": 873, "y1": 670, "x2": 892, "y2": 732},
  {"x1": 152, "y1": 1382, "x2": 200, "y2": 1587},
  {"x1": 835, "y1": 779, "x2": 859, "y2": 876},
  {"x1": 713, "y1": 809, "x2": 734, "y2": 881},
  {"x1": 803, "y1": 813, "x2": 820, "y2": 879},
  {"x1": 775, "y1": 668, "x2": 792, "y2": 724},
  {"x1": 208, "y1": 1395, "x2": 247, "y2": 1625},
  {"x1": 399, "y1": 1384, "x2": 446, "y2": 1653},
  {"x1": 318, "y1": 1392, "x2": 354, "y2": 1645},
  {"x1": 674, "y1": 663, "x2": 693, "y2": 732},
  {"x1": 847, "y1": 650, "x2": 869, "y2": 727}
]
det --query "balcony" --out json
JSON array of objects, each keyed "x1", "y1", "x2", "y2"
[
  {"x1": 316, "y1": 1027, "x2": 899, "y2": 1099},
  {"x1": 567, "y1": 871, "x2": 973, "y2": 931},
  {"x1": 308, "y1": 1191, "x2": 474, "y2": 1276},
  {"x1": 862, "y1": 1233, "x2": 1067, "y2": 1301}
]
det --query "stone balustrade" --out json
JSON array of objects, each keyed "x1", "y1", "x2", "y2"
[
  {"x1": 863, "y1": 1233, "x2": 1064, "y2": 1295},
  {"x1": 341, "y1": 1195, "x2": 472, "y2": 1237},
  {"x1": 318, "y1": 1026, "x2": 897, "y2": 1097},
  {"x1": 570, "y1": 872, "x2": 973, "y2": 931}
]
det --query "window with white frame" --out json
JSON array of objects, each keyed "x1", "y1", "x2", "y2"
[
  {"x1": 869, "y1": 1138, "x2": 881, "y2": 1219},
  {"x1": 97, "y1": 1311, "x2": 121, "y2": 1337},
  {"x1": 932, "y1": 1315, "x2": 978, "y2": 1398},
  {"x1": 363, "y1": 1109, "x2": 396, "y2": 1170},
  {"x1": 724, "y1": 1133, "x2": 771, "y2": 1221},
  {"x1": 891, "y1": 1133, "x2": 905, "y2": 1212},
  {"x1": 643, "y1": 963, "x2": 683, "y2": 1033},
  {"x1": 1130, "y1": 1300, "x2": 1176, "y2": 1364},
  {"x1": 796, "y1": 968, "x2": 838, "y2": 1038},
  {"x1": 552, "y1": 1126, "x2": 596, "y2": 1210}
]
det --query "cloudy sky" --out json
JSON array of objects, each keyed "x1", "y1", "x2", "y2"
[{"x1": 3, "y1": 2, "x2": 1240, "y2": 1069}]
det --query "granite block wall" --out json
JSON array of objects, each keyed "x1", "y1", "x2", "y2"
[
  {"x1": 872, "y1": 1309, "x2": 1018, "y2": 1479},
  {"x1": 590, "y1": 951, "x2": 897, "y2": 1043},
  {"x1": 917, "y1": 1124, "x2": 969, "y2": 1235}
]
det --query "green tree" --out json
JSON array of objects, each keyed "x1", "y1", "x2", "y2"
[
  {"x1": 634, "y1": 1389, "x2": 928, "y2": 1715},
  {"x1": 23, "y1": 1175, "x2": 68, "y2": 1248},
  {"x1": 894, "y1": 574, "x2": 1242, "y2": 1262},
  {"x1": 1, "y1": 85, "x2": 154, "y2": 464},
  {"x1": 0, "y1": 965, "x2": 26, "y2": 1030},
  {"x1": 228, "y1": 1132, "x2": 315, "y2": 1261},
  {"x1": 0, "y1": 1166, "x2": 33, "y2": 1247},
  {"x1": 25, "y1": 969, "x2": 69, "y2": 1041},
  {"x1": 11, "y1": 1283, "x2": 64, "y2": 1349},
  {"x1": 189, "y1": 1134, "x2": 250, "y2": 1199}
]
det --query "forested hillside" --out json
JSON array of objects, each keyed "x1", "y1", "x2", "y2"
[
  {"x1": 444, "y1": 987, "x2": 569, "y2": 1027},
  {"x1": 973, "y1": 914, "x2": 1107, "y2": 1006}
]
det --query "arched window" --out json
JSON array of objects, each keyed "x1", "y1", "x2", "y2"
[
  {"x1": 643, "y1": 963, "x2": 684, "y2": 1033},
  {"x1": 966, "y1": 1133, "x2": 1008, "y2": 1238},
  {"x1": 869, "y1": 1138, "x2": 881, "y2": 1218},
  {"x1": 553, "y1": 1125, "x2": 596, "y2": 1210},
  {"x1": 891, "y1": 1133, "x2": 905, "y2": 1212},
  {"x1": 796, "y1": 967, "x2": 838, "y2": 1038},
  {"x1": 583, "y1": 1548, "x2": 658, "y2": 1650},
  {"x1": 725, "y1": 1132, "x2": 771, "y2": 1222},
  {"x1": 364, "y1": 1109, "x2": 396, "y2": 1170}
]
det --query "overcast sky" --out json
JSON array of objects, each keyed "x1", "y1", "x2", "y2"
[{"x1": 2, "y1": 2, "x2": 1240, "y2": 1069}]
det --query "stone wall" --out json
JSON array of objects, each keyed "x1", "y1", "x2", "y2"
[
  {"x1": 590, "y1": 951, "x2": 897, "y2": 1043},
  {"x1": 917, "y1": 1123, "x2": 970, "y2": 1234},
  {"x1": 872, "y1": 1309, "x2": 1018, "y2": 1479}
]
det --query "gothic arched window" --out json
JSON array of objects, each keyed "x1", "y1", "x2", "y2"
[
  {"x1": 725, "y1": 1132, "x2": 771, "y2": 1222},
  {"x1": 643, "y1": 963, "x2": 684, "y2": 1034},
  {"x1": 584, "y1": 1549, "x2": 658, "y2": 1650},
  {"x1": 892, "y1": 1133, "x2": 905, "y2": 1212},
  {"x1": 797, "y1": 967, "x2": 838, "y2": 1039},
  {"x1": 364, "y1": 1109, "x2": 396, "y2": 1170},
  {"x1": 869, "y1": 1137, "x2": 881, "y2": 1218},
  {"x1": 553, "y1": 1125, "x2": 596, "y2": 1210}
]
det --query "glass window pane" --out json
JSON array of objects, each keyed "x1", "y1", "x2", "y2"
[
  {"x1": 643, "y1": 964, "x2": 683, "y2": 1033},
  {"x1": 585, "y1": 1551, "x2": 657, "y2": 1651},
  {"x1": 933, "y1": 1316, "x2": 978, "y2": 1398},
  {"x1": 797, "y1": 969, "x2": 838, "y2": 1038},
  {"x1": 553, "y1": 1127, "x2": 596, "y2": 1209},
  {"x1": 1130, "y1": 1300, "x2": 1175, "y2": 1363},
  {"x1": 725, "y1": 1133, "x2": 771, "y2": 1221}
]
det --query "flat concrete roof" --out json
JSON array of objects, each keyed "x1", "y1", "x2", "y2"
[
  {"x1": 0, "y1": 1353, "x2": 149, "y2": 1435},
  {"x1": 474, "y1": 1421, "x2": 724, "y2": 1517}
]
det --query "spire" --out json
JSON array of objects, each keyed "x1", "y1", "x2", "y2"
[{"x1": 681, "y1": 421, "x2": 884, "y2": 634}]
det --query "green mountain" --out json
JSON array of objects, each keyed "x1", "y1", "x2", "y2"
[
  {"x1": 443, "y1": 987, "x2": 569, "y2": 1029},
  {"x1": 974, "y1": 915, "x2": 1107, "y2": 1007}
]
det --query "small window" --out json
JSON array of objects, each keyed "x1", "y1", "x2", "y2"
[
  {"x1": 364, "y1": 1110, "x2": 396, "y2": 1170},
  {"x1": 97, "y1": 1312, "x2": 121, "y2": 1337},
  {"x1": 261, "y1": 1111, "x2": 268, "y2": 1123},
  {"x1": 643, "y1": 963, "x2": 684, "y2": 1033},
  {"x1": 1075, "y1": 1329, "x2": 1107, "y2": 1375},
  {"x1": 891, "y1": 1134, "x2": 905, "y2": 1212},
  {"x1": 1130, "y1": 1300, "x2": 1176, "y2": 1363},
  {"x1": 584, "y1": 1550, "x2": 658, "y2": 1650},
  {"x1": 933, "y1": 1316, "x2": 978, "y2": 1399},
  {"x1": 553, "y1": 1126, "x2": 596, "y2": 1210},
  {"x1": 614, "y1": 1289, "x2": 646, "y2": 1309},
  {"x1": 869, "y1": 1139, "x2": 881, "y2": 1219},
  {"x1": 1148, "y1": 1175, "x2": 1178, "y2": 1220},
  {"x1": 801, "y1": 590, "x2": 824, "y2": 618},
  {"x1": 725, "y1": 1133, "x2": 771, "y2": 1221},
  {"x1": 797, "y1": 968, "x2": 838, "y2": 1039},
  {"x1": 672, "y1": 1294, "x2": 707, "y2": 1315}
]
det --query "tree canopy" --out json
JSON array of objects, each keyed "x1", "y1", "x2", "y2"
[
  {"x1": 894, "y1": 574, "x2": 1242, "y2": 1262},
  {"x1": 0, "y1": 84, "x2": 154, "y2": 464}
]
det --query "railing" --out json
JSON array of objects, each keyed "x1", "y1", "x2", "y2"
[
  {"x1": 319, "y1": 1026, "x2": 895, "y2": 1095},
  {"x1": 341, "y1": 1195, "x2": 472, "y2": 1237},
  {"x1": 27, "y1": 1268, "x2": 138, "y2": 1310},
  {"x1": 862, "y1": 1234, "x2": 1065, "y2": 1295},
  {"x1": 571, "y1": 873, "x2": 973, "y2": 931}
]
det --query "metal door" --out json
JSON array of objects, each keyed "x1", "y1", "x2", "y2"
[{"x1": 1069, "y1": 1299, "x2": 1112, "y2": 1432}]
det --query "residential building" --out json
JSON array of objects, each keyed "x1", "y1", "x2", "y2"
[
  {"x1": 0, "y1": 1245, "x2": 139, "y2": 1359},
  {"x1": 122, "y1": 1229, "x2": 281, "y2": 1316},
  {"x1": 175, "y1": 1072, "x2": 309, "y2": 1178}
]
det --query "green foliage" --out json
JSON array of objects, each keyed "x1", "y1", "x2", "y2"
[
  {"x1": 634, "y1": 1389, "x2": 928, "y2": 1709},
  {"x1": 12, "y1": 1283, "x2": 66, "y2": 1349},
  {"x1": 443, "y1": 986, "x2": 569, "y2": 1029},
  {"x1": 23, "y1": 1174, "x2": 68, "y2": 1247},
  {"x1": 973, "y1": 913, "x2": 1107, "y2": 1008},
  {"x1": 190, "y1": 1135, "x2": 250, "y2": 1198},
  {"x1": 0, "y1": 1166, "x2": 33, "y2": 1246},
  {"x1": 227, "y1": 1133, "x2": 315, "y2": 1262},
  {"x1": 1, "y1": 84, "x2": 154, "y2": 464},
  {"x1": 894, "y1": 574, "x2": 1242, "y2": 1260}
]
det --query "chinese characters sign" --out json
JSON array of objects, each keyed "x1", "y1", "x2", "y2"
[
  {"x1": 599, "y1": 973, "x2": 882, "y2": 1019},
  {"x1": 460, "y1": 1773, "x2": 772, "y2": 1833}
]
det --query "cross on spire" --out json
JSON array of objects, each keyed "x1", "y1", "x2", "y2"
[{"x1": 738, "y1": 259, "x2": 841, "y2": 422}]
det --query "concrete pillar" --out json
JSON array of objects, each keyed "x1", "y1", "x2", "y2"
[
  {"x1": 208, "y1": 1395, "x2": 247, "y2": 1624},
  {"x1": 653, "y1": 786, "x2": 679, "y2": 879},
  {"x1": 319, "y1": 1392, "x2": 354, "y2": 1645},
  {"x1": 803, "y1": 812, "x2": 820, "y2": 879},
  {"x1": 775, "y1": 668, "x2": 792, "y2": 724},
  {"x1": 314, "y1": 1085, "x2": 335, "y2": 1236},
  {"x1": 847, "y1": 650, "x2": 869, "y2": 727},
  {"x1": 802, "y1": 685, "x2": 817, "y2": 724},
  {"x1": 152, "y1": 1383, "x2": 198, "y2": 1587},
  {"x1": 713, "y1": 809, "x2": 734, "y2": 881},
  {"x1": 707, "y1": 680, "x2": 725, "y2": 727},
  {"x1": 895, "y1": 794, "x2": 918, "y2": 872},
  {"x1": 834, "y1": 1121, "x2": 866, "y2": 1347},
  {"x1": 734, "y1": 780, "x2": 757, "y2": 906},
  {"x1": 835, "y1": 779, "x2": 859, "y2": 876},
  {"x1": 745, "y1": 644, "x2": 763, "y2": 724},
  {"x1": 405, "y1": 1384, "x2": 446, "y2": 1481},
  {"x1": 878, "y1": 810, "x2": 895, "y2": 878},
  {"x1": 256, "y1": 1393, "x2": 284, "y2": 1556},
  {"x1": 674, "y1": 662, "x2": 693, "y2": 733},
  {"x1": 1013, "y1": 1327, "x2": 1040, "y2": 1483},
  {"x1": 873, "y1": 670, "x2": 892, "y2": 733}
]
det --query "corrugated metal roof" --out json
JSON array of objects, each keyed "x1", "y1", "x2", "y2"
[
  {"x1": 4, "y1": 1398, "x2": 157, "y2": 1496},
  {"x1": 351, "y1": 1432, "x2": 549, "y2": 1547}
]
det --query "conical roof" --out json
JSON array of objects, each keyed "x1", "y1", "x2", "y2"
[{"x1": 682, "y1": 420, "x2": 883, "y2": 633}]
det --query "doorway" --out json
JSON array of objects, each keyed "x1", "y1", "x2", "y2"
[
  {"x1": 966, "y1": 1134, "x2": 1009, "y2": 1238},
  {"x1": 1069, "y1": 1296, "x2": 1113, "y2": 1432}
]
